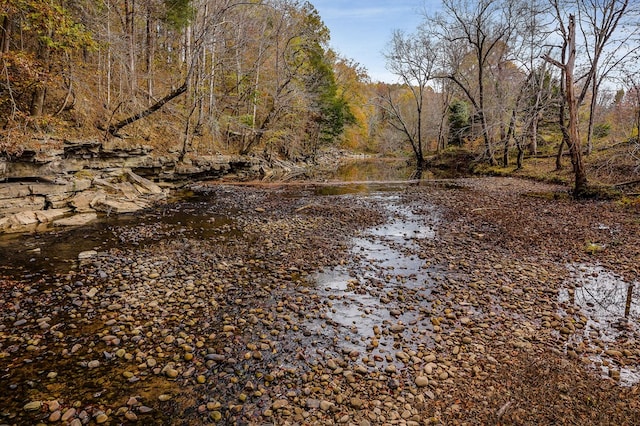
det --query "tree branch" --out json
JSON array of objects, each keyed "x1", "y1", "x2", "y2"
[{"x1": 107, "y1": 82, "x2": 187, "y2": 135}]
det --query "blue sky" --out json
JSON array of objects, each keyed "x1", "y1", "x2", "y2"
[{"x1": 311, "y1": 1, "x2": 430, "y2": 82}]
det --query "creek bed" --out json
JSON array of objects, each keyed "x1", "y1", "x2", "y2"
[{"x1": 1, "y1": 171, "x2": 639, "y2": 425}]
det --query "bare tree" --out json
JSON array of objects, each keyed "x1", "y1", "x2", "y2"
[
  {"x1": 544, "y1": 12, "x2": 588, "y2": 195},
  {"x1": 382, "y1": 30, "x2": 438, "y2": 170},
  {"x1": 427, "y1": 0, "x2": 521, "y2": 166}
]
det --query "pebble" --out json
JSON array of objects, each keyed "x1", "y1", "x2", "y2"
[
  {"x1": 272, "y1": 399, "x2": 288, "y2": 410},
  {"x1": 24, "y1": 401, "x2": 42, "y2": 411},
  {"x1": 61, "y1": 408, "x2": 76, "y2": 422},
  {"x1": 415, "y1": 376, "x2": 429, "y2": 387}
]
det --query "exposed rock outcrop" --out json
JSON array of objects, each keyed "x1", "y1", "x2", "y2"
[{"x1": 0, "y1": 139, "x2": 270, "y2": 233}]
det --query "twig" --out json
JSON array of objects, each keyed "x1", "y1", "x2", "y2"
[
  {"x1": 470, "y1": 207, "x2": 502, "y2": 212},
  {"x1": 613, "y1": 179, "x2": 640, "y2": 188},
  {"x1": 496, "y1": 401, "x2": 513, "y2": 420}
]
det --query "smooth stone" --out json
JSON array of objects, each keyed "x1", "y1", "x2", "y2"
[
  {"x1": 78, "y1": 250, "x2": 98, "y2": 260},
  {"x1": 415, "y1": 376, "x2": 429, "y2": 387},
  {"x1": 272, "y1": 399, "x2": 288, "y2": 410},
  {"x1": 24, "y1": 401, "x2": 42, "y2": 411},
  {"x1": 61, "y1": 408, "x2": 76, "y2": 421},
  {"x1": 47, "y1": 400, "x2": 60, "y2": 412},
  {"x1": 306, "y1": 399, "x2": 320, "y2": 409},
  {"x1": 350, "y1": 397, "x2": 364, "y2": 408},
  {"x1": 320, "y1": 400, "x2": 334, "y2": 411}
]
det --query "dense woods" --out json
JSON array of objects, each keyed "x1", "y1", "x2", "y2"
[
  {"x1": 2, "y1": 0, "x2": 640, "y2": 194},
  {"x1": 0, "y1": 0, "x2": 357, "y2": 161}
]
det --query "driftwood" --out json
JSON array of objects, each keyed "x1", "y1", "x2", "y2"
[
  {"x1": 107, "y1": 83, "x2": 187, "y2": 135},
  {"x1": 613, "y1": 179, "x2": 640, "y2": 188}
]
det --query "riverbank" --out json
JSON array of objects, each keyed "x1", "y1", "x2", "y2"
[
  {"x1": 1, "y1": 177, "x2": 638, "y2": 425},
  {"x1": 0, "y1": 139, "x2": 349, "y2": 234}
]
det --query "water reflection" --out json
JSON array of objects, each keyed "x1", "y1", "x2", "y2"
[
  {"x1": 310, "y1": 193, "x2": 438, "y2": 357},
  {"x1": 561, "y1": 264, "x2": 640, "y2": 385},
  {"x1": 567, "y1": 265, "x2": 639, "y2": 325},
  {"x1": 0, "y1": 194, "x2": 237, "y2": 280},
  {"x1": 333, "y1": 158, "x2": 415, "y2": 182}
]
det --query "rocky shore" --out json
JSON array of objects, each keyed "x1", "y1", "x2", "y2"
[
  {"x1": 0, "y1": 177, "x2": 639, "y2": 425},
  {"x1": 0, "y1": 139, "x2": 311, "y2": 233}
]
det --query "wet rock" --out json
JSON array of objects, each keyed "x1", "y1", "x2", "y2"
[{"x1": 24, "y1": 401, "x2": 42, "y2": 411}]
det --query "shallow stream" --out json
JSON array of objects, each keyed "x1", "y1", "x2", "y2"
[{"x1": 0, "y1": 158, "x2": 637, "y2": 425}]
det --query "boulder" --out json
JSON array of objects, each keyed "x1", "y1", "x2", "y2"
[
  {"x1": 70, "y1": 190, "x2": 103, "y2": 213},
  {"x1": 45, "y1": 193, "x2": 73, "y2": 209},
  {"x1": 115, "y1": 181, "x2": 140, "y2": 200},
  {"x1": 0, "y1": 183, "x2": 31, "y2": 200},
  {"x1": 13, "y1": 211, "x2": 39, "y2": 226}
]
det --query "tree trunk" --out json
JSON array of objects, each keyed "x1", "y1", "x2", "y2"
[
  {"x1": 528, "y1": 71, "x2": 545, "y2": 155},
  {"x1": 30, "y1": 86, "x2": 46, "y2": 117},
  {"x1": 125, "y1": 0, "x2": 136, "y2": 95},
  {"x1": 477, "y1": 67, "x2": 495, "y2": 166},
  {"x1": 585, "y1": 80, "x2": 597, "y2": 155},
  {"x1": 145, "y1": 5, "x2": 155, "y2": 104},
  {"x1": 0, "y1": 15, "x2": 11, "y2": 55},
  {"x1": 529, "y1": 115, "x2": 538, "y2": 155},
  {"x1": 503, "y1": 108, "x2": 517, "y2": 167},
  {"x1": 180, "y1": 102, "x2": 198, "y2": 162},
  {"x1": 555, "y1": 138, "x2": 565, "y2": 171},
  {"x1": 556, "y1": 72, "x2": 570, "y2": 171},
  {"x1": 30, "y1": 39, "x2": 50, "y2": 116},
  {"x1": 564, "y1": 15, "x2": 588, "y2": 195},
  {"x1": 516, "y1": 136, "x2": 524, "y2": 170},
  {"x1": 501, "y1": 124, "x2": 509, "y2": 167}
]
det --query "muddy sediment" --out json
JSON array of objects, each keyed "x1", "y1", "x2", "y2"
[{"x1": 1, "y1": 177, "x2": 639, "y2": 425}]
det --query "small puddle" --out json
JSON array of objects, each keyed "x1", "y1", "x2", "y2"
[
  {"x1": 560, "y1": 264, "x2": 640, "y2": 385},
  {"x1": 309, "y1": 192, "x2": 438, "y2": 359}
]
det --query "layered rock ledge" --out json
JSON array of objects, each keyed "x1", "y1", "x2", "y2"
[{"x1": 0, "y1": 139, "x2": 275, "y2": 233}]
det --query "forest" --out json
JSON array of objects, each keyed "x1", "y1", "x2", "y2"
[{"x1": 1, "y1": 0, "x2": 640, "y2": 195}]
